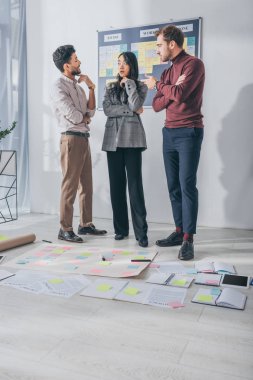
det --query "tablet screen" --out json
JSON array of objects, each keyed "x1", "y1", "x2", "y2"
[{"x1": 221, "y1": 274, "x2": 249, "y2": 288}]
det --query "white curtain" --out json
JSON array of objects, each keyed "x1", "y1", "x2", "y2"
[{"x1": 0, "y1": 0, "x2": 30, "y2": 215}]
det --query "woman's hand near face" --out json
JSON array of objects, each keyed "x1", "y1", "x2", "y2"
[{"x1": 120, "y1": 77, "x2": 128, "y2": 87}]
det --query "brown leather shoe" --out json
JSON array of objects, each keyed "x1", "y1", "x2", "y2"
[{"x1": 58, "y1": 229, "x2": 83, "y2": 243}]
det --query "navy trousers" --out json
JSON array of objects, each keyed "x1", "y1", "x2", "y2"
[
  {"x1": 163, "y1": 127, "x2": 204, "y2": 234},
  {"x1": 107, "y1": 148, "x2": 148, "y2": 240}
]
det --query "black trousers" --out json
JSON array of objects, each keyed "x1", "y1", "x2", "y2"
[
  {"x1": 107, "y1": 148, "x2": 148, "y2": 239},
  {"x1": 163, "y1": 127, "x2": 204, "y2": 234}
]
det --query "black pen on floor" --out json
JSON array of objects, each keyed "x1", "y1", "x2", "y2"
[
  {"x1": 131, "y1": 259, "x2": 151, "y2": 262},
  {"x1": 42, "y1": 240, "x2": 52, "y2": 243}
]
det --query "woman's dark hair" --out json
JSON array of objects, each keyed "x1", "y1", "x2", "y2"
[
  {"x1": 53, "y1": 45, "x2": 75, "y2": 72},
  {"x1": 110, "y1": 51, "x2": 140, "y2": 102}
]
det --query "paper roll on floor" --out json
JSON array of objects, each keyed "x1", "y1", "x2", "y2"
[{"x1": 0, "y1": 234, "x2": 36, "y2": 252}]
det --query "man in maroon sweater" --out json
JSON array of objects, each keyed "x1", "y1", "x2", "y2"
[{"x1": 144, "y1": 25, "x2": 205, "y2": 260}]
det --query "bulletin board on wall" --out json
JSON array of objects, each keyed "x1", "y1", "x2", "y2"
[{"x1": 97, "y1": 17, "x2": 202, "y2": 109}]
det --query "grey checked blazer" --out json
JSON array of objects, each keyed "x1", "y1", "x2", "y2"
[{"x1": 102, "y1": 79, "x2": 148, "y2": 151}]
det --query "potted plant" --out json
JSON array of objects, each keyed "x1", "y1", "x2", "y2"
[{"x1": 0, "y1": 121, "x2": 16, "y2": 141}]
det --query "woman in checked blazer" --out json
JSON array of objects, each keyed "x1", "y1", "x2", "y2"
[{"x1": 102, "y1": 51, "x2": 149, "y2": 247}]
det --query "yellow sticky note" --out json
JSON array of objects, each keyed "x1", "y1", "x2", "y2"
[
  {"x1": 48, "y1": 278, "x2": 64, "y2": 284},
  {"x1": 96, "y1": 284, "x2": 112, "y2": 292},
  {"x1": 0, "y1": 235, "x2": 8, "y2": 241},
  {"x1": 132, "y1": 255, "x2": 145, "y2": 260},
  {"x1": 123, "y1": 287, "x2": 140, "y2": 296},
  {"x1": 197, "y1": 294, "x2": 213, "y2": 302},
  {"x1": 98, "y1": 261, "x2": 112, "y2": 266},
  {"x1": 171, "y1": 279, "x2": 187, "y2": 286}
]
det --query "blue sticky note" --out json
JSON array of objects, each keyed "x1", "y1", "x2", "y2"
[
  {"x1": 16, "y1": 259, "x2": 29, "y2": 264},
  {"x1": 186, "y1": 268, "x2": 197, "y2": 274},
  {"x1": 211, "y1": 288, "x2": 221, "y2": 295},
  {"x1": 128, "y1": 264, "x2": 139, "y2": 269},
  {"x1": 64, "y1": 264, "x2": 78, "y2": 270}
]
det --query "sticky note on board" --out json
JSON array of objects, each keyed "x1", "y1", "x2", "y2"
[
  {"x1": 197, "y1": 294, "x2": 213, "y2": 302},
  {"x1": 123, "y1": 287, "x2": 140, "y2": 296},
  {"x1": 96, "y1": 284, "x2": 112, "y2": 292},
  {"x1": 48, "y1": 278, "x2": 64, "y2": 284},
  {"x1": 171, "y1": 279, "x2": 187, "y2": 286}
]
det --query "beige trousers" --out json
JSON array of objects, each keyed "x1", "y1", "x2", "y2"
[{"x1": 60, "y1": 135, "x2": 92, "y2": 231}]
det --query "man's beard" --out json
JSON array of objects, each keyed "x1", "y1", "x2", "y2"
[{"x1": 71, "y1": 68, "x2": 81, "y2": 76}]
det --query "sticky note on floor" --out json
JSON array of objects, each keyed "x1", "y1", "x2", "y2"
[
  {"x1": 98, "y1": 261, "x2": 112, "y2": 266},
  {"x1": 123, "y1": 287, "x2": 140, "y2": 296},
  {"x1": 48, "y1": 278, "x2": 64, "y2": 284},
  {"x1": 171, "y1": 279, "x2": 187, "y2": 286},
  {"x1": 197, "y1": 294, "x2": 213, "y2": 302},
  {"x1": 52, "y1": 249, "x2": 65, "y2": 254},
  {"x1": 211, "y1": 288, "x2": 221, "y2": 295},
  {"x1": 132, "y1": 255, "x2": 146, "y2": 260},
  {"x1": 96, "y1": 284, "x2": 112, "y2": 292}
]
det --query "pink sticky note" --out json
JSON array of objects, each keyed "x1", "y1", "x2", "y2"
[
  {"x1": 33, "y1": 261, "x2": 48, "y2": 266},
  {"x1": 90, "y1": 268, "x2": 103, "y2": 274},
  {"x1": 168, "y1": 302, "x2": 185, "y2": 309},
  {"x1": 149, "y1": 263, "x2": 160, "y2": 268},
  {"x1": 121, "y1": 271, "x2": 135, "y2": 277},
  {"x1": 34, "y1": 252, "x2": 46, "y2": 257},
  {"x1": 206, "y1": 280, "x2": 219, "y2": 285}
]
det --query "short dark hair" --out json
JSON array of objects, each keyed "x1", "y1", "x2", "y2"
[
  {"x1": 155, "y1": 25, "x2": 184, "y2": 48},
  {"x1": 52, "y1": 45, "x2": 76, "y2": 72}
]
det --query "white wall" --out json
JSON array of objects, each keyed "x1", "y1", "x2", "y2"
[{"x1": 26, "y1": 0, "x2": 253, "y2": 229}]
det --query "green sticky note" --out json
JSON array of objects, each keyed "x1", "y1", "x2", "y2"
[
  {"x1": 0, "y1": 235, "x2": 8, "y2": 241},
  {"x1": 123, "y1": 287, "x2": 140, "y2": 296},
  {"x1": 132, "y1": 255, "x2": 146, "y2": 260},
  {"x1": 121, "y1": 250, "x2": 131, "y2": 255},
  {"x1": 171, "y1": 279, "x2": 187, "y2": 286},
  {"x1": 80, "y1": 252, "x2": 92, "y2": 257},
  {"x1": 52, "y1": 249, "x2": 65, "y2": 254},
  {"x1": 197, "y1": 294, "x2": 213, "y2": 302},
  {"x1": 96, "y1": 284, "x2": 112, "y2": 292},
  {"x1": 48, "y1": 278, "x2": 64, "y2": 284},
  {"x1": 98, "y1": 261, "x2": 112, "y2": 266}
]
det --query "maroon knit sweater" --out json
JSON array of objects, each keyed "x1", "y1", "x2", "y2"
[{"x1": 153, "y1": 50, "x2": 205, "y2": 128}]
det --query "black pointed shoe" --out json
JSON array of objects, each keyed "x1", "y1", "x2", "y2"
[
  {"x1": 178, "y1": 241, "x2": 194, "y2": 260},
  {"x1": 138, "y1": 236, "x2": 148, "y2": 248},
  {"x1": 78, "y1": 224, "x2": 107, "y2": 235},
  {"x1": 156, "y1": 231, "x2": 183, "y2": 247},
  {"x1": 58, "y1": 229, "x2": 83, "y2": 243}
]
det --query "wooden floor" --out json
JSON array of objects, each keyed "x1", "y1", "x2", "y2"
[{"x1": 0, "y1": 213, "x2": 253, "y2": 380}]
